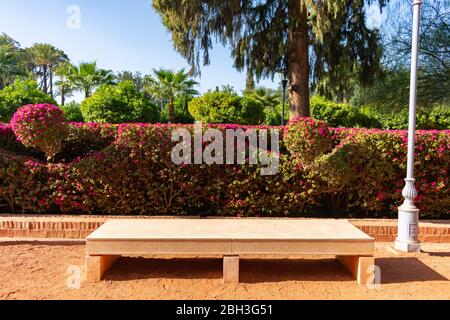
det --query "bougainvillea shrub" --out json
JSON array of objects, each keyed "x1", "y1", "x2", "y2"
[
  {"x1": 0, "y1": 117, "x2": 448, "y2": 218},
  {"x1": 285, "y1": 117, "x2": 333, "y2": 165},
  {"x1": 57, "y1": 123, "x2": 117, "y2": 162},
  {"x1": 10, "y1": 104, "x2": 69, "y2": 162},
  {"x1": 0, "y1": 123, "x2": 24, "y2": 153}
]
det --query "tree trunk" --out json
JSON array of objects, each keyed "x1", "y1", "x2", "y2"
[
  {"x1": 43, "y1": 66, "x2": 48, "y2": 94},
  {"x1": 168, "y1": 97, "x2": 176, "y2": 123},
  {"x1": 61, "y1": 86, "x2": 65, "y2": 106},
  {"x1": 49, "y1": 67, "x2": 53, "y2": 98},
  {"x1": 287, "y1": 0, "x2": 310, "y2": 119}
]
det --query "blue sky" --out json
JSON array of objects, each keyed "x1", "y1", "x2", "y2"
[{"x1": 0, "y1": 0, "x2": 386, "y2": 102}]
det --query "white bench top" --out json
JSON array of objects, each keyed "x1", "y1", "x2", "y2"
[
  {"x1": 87, "y1": 219, "x2": 373, "y2": 241},
  {"x1": 86, "y1": 219, "x2": 374, "y2": 256}
]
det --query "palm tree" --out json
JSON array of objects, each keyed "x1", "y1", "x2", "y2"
[
  {"x1": 26, "y1": 43, "x2": 69, "y2": 97},
  {"x1": 0, "y1": 45, "x2": 18, "y2": 89},
  {"x1": 145, "y1": 68, "x2": 198, "y2": 123},
  {"x1": 0, "y1": 34, "x2": 25, "y2": 89},
  {"x1": 73, "y1": 61, "x2": 116, "y2": 98},
  {"x1": 54, "y1": 62, "x2": 77, "y2": 106},
  {"x1": 251, "y1": 87, "x2": 280, "y2": 109}
]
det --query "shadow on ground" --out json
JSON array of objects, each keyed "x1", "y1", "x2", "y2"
[
  {"x1": 0, "y1": 241, "x2": 82, "y2": 247},
  {"x1": 376, "y1": 257, "x2": 448, "y2": 284},
  {"x1": 103, "y1": 256, "x2": 449, "y2": 285},
  {"x1": 421, "y1": 251, "x2": 450, "y2": 257},
  {"x1": 104, "y1": 258, "x2": 353, "y2": 283}
]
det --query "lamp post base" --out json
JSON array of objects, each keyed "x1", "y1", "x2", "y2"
[
  {"x1": 395, "y1": 204, "x2": 421, "y2": 253},
  {"x1": 395, "y1": 240, "x2": 421, "y2": 253}
]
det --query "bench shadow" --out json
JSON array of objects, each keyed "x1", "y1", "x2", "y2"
[
  {"x1": 105, "y1": 258, "x2": 224, "y2": 281},
  {"x1": 104, "y1": 257, "x2": 353, "y2": 283},
  {"x1": 376, "y1": 257, "x2": 448, "y2": 284},
  {"x1": 0, "y1": 240, "x2": 83, "y2": 247},
  {"x1": 240, "y1": 259, "x2": 351, "y2": 284},
  {"x1": 421, "y1": 251, "x2": 450, "y2": 258}
]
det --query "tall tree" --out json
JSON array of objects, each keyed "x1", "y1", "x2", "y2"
[
  {"x1": 117, "y1": 71, "x2": 146, "y2": 92},
  {"x1": 26, "y1": 43, "x2": 69, "y2": 97},
  {"x1": 153, "y1": 0, "x2": 387, "y2": 118},
  {"x1": 145, "y1": 68, "x2": 198, "y2": 123},
  {"x1": 54, "y1": 62, "x2": 77, "y2": 106},
  {"x1": 0, "y1": 33, "x2": 26, "y2": 89},
  {"x1": 351, "y1": 0, "x2": 449, "y2": 110},
  {"x1": 382, "y1": 0, "x2": 449, "y2": 106},
  {"x1": 73, "y1": 61, "x2": 116, "y2": 98}
]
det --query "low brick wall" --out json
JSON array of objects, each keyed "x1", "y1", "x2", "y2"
[
  {"x1": 350, "y1": 220, "x2": 450, "y2": 243},
  {"x1": 0, "y1": 216, "x2": 449, "y2": 243}
]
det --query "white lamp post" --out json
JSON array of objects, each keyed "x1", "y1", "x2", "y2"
[{"x1": 395, "y1": 0, "x2": 423, "y2": 253}]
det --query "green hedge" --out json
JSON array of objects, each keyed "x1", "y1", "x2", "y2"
[
  {"x1": 311, "y1": 96, "x2": 382, "y2": 129},
  {"x1": 373, "y1": 105, "x2": 450, "y2": 130},
  {"x1": 311, "y1": 96, "x2": 450, "y2": 130}
]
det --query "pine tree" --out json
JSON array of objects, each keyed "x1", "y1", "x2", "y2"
[{"x1": 153, "y1": 0, "x2": 388, "y2": 118}]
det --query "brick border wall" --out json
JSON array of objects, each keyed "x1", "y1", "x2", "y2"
[{"x1": 0, "y1": 216, "x2": 449, "y2": 243}]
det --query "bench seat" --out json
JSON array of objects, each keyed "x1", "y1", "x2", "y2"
[{"x1": 85, "y1": 219, "x2": 375, "y2": 285}]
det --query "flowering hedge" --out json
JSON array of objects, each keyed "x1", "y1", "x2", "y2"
[{"x1": 0, "y1": 118, "x2": 448, "y2": 218}]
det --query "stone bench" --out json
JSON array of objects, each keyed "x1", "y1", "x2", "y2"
[{"x1": 85, "y1": 219, "x2": 375, "y2": 285}]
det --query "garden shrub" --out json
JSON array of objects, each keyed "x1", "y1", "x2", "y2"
[
  {"x1": 239, "y1": 95, "x2": 265, "y2": 125},
  {"x1": 285, "y1": 117, "x2": 333, "y2": 165},
  {"x1": 264, "y1": 102, "x2": 290, "y2": 126},
  {"x1": 57, "y1": 123, "x2": 118, "y2": 162},
  {"x1": 188, "y1": 91, "x2": 265, "y2": 125},
  {"x1": 0, "y1": 117, "x2": 448, "y2": 218},
  {"x1": 61, "y1": 102, "x2": 84, "y2": 122},
  {"x1": 10, "y1": 104, "x2": 69, "y2": 162},
  {"x1": 311, "y1": 96, "x2": 382, "y2": 129},
  {"x1": 81, "y1": 81, "x2": 160, "y2": 124},
  {"x1": 0, "y1": 79, "x2": 57, "y2": 122},
  {"x1": 189, "y1": 91, "x2": 242, "y2": 124},
  {"x1": 374, "y1": 105, "x2": 450, "y2": 130},
  {"x1": 0, "y1": 123, "x2": 25, "y2": 153},
  {"x1": 427, "y1": 105, "x2": 450, "y2": 130},
  {"x1": 311, "y1": 129, "x2": 450, "y2": 216},
  {"x1": 160, "y1": 97, "x2": 195, "y2": 124}
]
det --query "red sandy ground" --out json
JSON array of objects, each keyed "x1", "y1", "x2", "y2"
[{"x1": 0, "y1": 241, "x2": 449, "y2": 300}]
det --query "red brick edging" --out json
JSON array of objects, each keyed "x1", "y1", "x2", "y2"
[{"x1": 0, "y1": 216, "x2": 449, "y2": 243}]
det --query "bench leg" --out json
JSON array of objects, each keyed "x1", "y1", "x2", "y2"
[
  {"x1": 338, "y1": 256, "x2": 375, "y2": 285},
  {"x1": 85, "y1": 255, "x2": 120, "y2": 283},
  {"x1": 223, "y1": 256, "x2": 239, "y2": 284}
]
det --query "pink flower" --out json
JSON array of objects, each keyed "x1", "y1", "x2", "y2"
[{"x1": 376, "y1": 192, "x2": 386, "y2": 201}]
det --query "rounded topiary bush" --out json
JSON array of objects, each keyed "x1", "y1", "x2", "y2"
[
  {"x1": 240, "y1": 95, "x2": 265, "y2": 125},
  {"x1": 188, "y1": 91, "x2": 264, "y2": 125},
  {"x1": 285, "y1": 117, "x2": 333, "y2": 165},
  {"x1": 10, "y1": 104, "x2": 69, "y2": 162},
  {"x1": 81, "y1": 81, "x2": 160, "y2": 124},
  {"x1": 189, "y1": 91, "x2": 242, "y2": 124}
]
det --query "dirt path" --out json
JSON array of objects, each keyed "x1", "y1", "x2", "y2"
[{"x1": 0, "y1": 241, "x2": 449, "y2": 300}]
